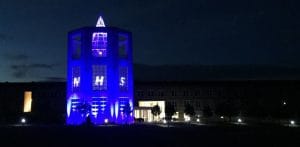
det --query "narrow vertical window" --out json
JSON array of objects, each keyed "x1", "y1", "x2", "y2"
[
  {"x1": 91, "y1": 97, "x2": 107, "y2": 117},
  {"x1": 72, "y1": 66, "x2": 80, "y2": 91},
  {"x1": 93, "y1": 65, "x2": 107, "y2": 90},
  {"x1": 119, "y1": 97, "x2": 129, "y2": 112},
  {"x1": 92, "y1": 32, "x2": 107, "y2": 57},
  {"x1": 119, "y1": 66, "x2": 128, "y2": 91},
  {"x1": 72, "y1": 34, "x2": 81, "y2": 59},
  {"x1": 118, "y1": 33, "x2": 128, "y2": 58},
  {"x1": 23, "y1": 91, "x2": 32, "y2": 113}
]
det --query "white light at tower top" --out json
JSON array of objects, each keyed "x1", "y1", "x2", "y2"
[{"x1": 96, "y1": 16, "x2": 106, "y2": 27}]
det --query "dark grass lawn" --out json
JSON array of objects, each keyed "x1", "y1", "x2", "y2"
[{"x1": 0, "y1": 124, "x2": 299, "y2": 147}]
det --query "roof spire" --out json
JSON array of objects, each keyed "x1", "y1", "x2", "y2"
[{"x1": 96, "y1": 16, "x2": 105, "y2": 27}]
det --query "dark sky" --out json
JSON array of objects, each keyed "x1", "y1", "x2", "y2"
[{"x1": 0, "y1": 0, "x2": 299, "y2": 82}]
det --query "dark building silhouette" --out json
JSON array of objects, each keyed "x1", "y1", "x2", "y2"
[
  {"x1": 134, "y1": 80, "x2": 300, "y2": 121},
  {"x1": 0, "y1": 80, "x2": 299, "y2": 124},
  {"x1": 0, "y1": 82, "x2": 65, "y2": 124}
]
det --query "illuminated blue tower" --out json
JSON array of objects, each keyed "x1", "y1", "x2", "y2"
[{"x1": 66, "y1": 16, "x2": 134, "y2": 125}]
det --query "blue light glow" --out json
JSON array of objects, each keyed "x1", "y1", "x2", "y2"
[
  {"x1": 66, "y1": 16, "x2": 134, "y2": 125},
  {"x1": 92, "y1": 32, "x2": 107, "y2": 57},
  {"x1": 67, "y1": 97, "x2": 72, "y2": 117},
  {"x1": 115, "y1": 101, "x2": 119, "y2": 119}
]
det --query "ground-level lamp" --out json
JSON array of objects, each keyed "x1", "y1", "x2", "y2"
[
  {"x1": 20, "y1": 117, "x2": 26, "y2": 124},
  {"x1": 237, "y1": 118, "x2": 242, "y2": 123},
  {"x1": 290, "y1": 120, "x2": 295, "y2": 125}
]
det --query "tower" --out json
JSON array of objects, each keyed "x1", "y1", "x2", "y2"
[{"x1": 66, "y1": 16, "x2": 134, "y2": 125}]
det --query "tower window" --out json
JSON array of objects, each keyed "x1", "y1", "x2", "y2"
[
  {"x1": 71, "y1": 34, "x2": 81, "y2": 59},
  {"x1": 23, "y1": 91, "x2": 32, "y2": 113},
  {"x1": 118, "y1": 33, "x2": 128, "y2": 58},
  {"x1": 119, "y1": 66, "x2": 128, "y2": 91},
  {"x1": 72, "y1": 66, "x2": 80, "y2": 91},
  {"x1": 93, "y1": 65, "x2": 107, "y2": 90},
  {"x1": 92, "y1": 32, "x2": 107, "y2": 57}
]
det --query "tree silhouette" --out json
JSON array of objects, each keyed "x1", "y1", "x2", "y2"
[
  {"x1": 123, "y1": 102, "x2": 132, "y2": 117},
  {"x1": 184, "y1": 104, "x2": 195, "y2": 118},
  {"x1": 77, "y1": 102, "x2": 91, "y2": 117},
  {"x1": 243, "y1": 99, "x2": 268, "y2": 119},
  {"x1": 77, "y1": 102, "x2": 91, "y2": 125},
  {"x1": 202, "y1": 105, "x2": 213, "y2": 118},
  {"x1": 122, "y1": 102, "x2": 132, "y2": 124},
  {"x1": 215, "y1": 100, "x2": 238, "y2": 121},
  {"x1": 151, "y1": 105, "x2": 161, "y2": 121},
  {"x1": 165, "y1": 104, "x2": 176, "y2": 121}
]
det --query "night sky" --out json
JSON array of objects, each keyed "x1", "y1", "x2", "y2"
[{"x1": 0, "y1": 0, "x2": 299, "y2": 82}]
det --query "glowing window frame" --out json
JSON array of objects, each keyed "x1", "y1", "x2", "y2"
[
  {"x1": 92, "y1": 65, "x2": 107, "y2": 90},
  {"x1": 92, "y1": 32, "x2": 108, "y2": 57}
]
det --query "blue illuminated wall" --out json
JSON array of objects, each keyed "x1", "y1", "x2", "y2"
[{"x1": 66, "y1": 16, "x2": 134, "y2": 125}]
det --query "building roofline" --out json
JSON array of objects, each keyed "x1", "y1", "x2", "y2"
[{"x1": 68, "y1": 26, "x2": 131, "y2": 34}]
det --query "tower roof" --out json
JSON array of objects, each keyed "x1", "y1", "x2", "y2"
[{"x1": 96, "y1": 16, "x2": 105, "y2": 27}]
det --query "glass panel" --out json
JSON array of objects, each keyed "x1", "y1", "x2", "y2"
[
  {"x1": 23, "y1": 91, "x2": 32, "y2": 113},
  {"x1": 72, "y1": 34, "x2": 81, "y2": 59},
  {"x1": 92, "y1": 32, "x2": 107, "y2": 57},
  {"x1": 72, "y1": 66, "x2": 80, "y2": 91},
  {"x1": 92, "y1": 65, "x2": 107, "y2": 90},
  {"x1": 118, "y1": 33, "x2": 128, "y2": 58},
  {"x1": 119, "y1": 66, "x2": 128, "y2": 91}
]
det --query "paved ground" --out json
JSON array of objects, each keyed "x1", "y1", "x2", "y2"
[{"x1": 0, "y1": 123, "x2": 299, "y2": 147}]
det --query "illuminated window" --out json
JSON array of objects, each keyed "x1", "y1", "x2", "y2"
[
  {"x1": 23, "y1": 91, "x2": 32, "y2": 113},
  {"x1": 118, "y1": 33, "x2": 128, "y2": 58},
  {"x1": 138, "y1": 101, "x2": 165, "y2": 119},
  {"x1": 92, "y1": 32, "x2": 107, "y2": 57},
  {"x1": 93, "y1": 65, "x2": 107, "y2": 90},
  {"x1": 91, "y1": 97, "x2": 107, "y2": 117},
  {"x1": 68, "y1": 94, "x2": 80, "y2": 114},
  {"x1": 71, "y1": 34, "x2": 81, "y2": 59},
  {"x1": 119, "y1": 66, "x2": 128, "y2": 91},
  {"x1": 72, "y1": 66, "x2": 80, "y2": 91},
  {"x1": 119, "y1": 97, "x2": 129, "y2": 112}
]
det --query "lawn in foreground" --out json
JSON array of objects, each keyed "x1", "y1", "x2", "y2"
[{"x1": 0, "y1": 124, "x2": 299, "y2": 147}]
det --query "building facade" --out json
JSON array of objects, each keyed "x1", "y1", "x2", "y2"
[
  {"x1": 0, "y1": 80, "x2": 299, "y2": 124},
  {"x1": 66, "y1": 16, "x2": 134, "y2": 125},
  {"x1": 134, "y1": 81, "x2": 300, "y2": 122}
]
